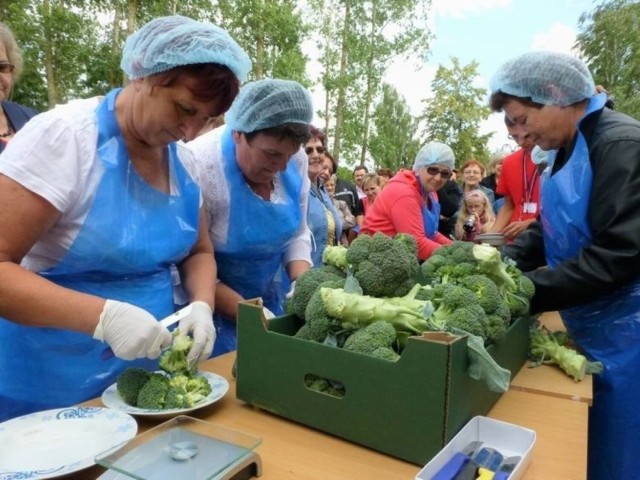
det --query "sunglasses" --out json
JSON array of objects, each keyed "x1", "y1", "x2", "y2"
[
  {"x1": 425, "y1": 166, "x2": 453, "y2": 179},
  {"x1": 0, "y1": 63, "x2": 15, "y2": 74},
  {"x1": 305, "y1": 145, "x2": 325, "y2": 155}
]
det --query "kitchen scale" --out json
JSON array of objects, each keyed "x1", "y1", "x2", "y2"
[{"x1": 95, "y1": 416, "x2": 262, "y2": 480}]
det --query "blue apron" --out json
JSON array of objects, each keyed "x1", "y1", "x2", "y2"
[
  {"x1": 0, "y1": 89, "x2": 200, "y2": 421},
  {"x1": 308, "y1": 181, "x2": 342, "y2": 268},
  {"x1": 419, "y1": 177, "x2": 441, "y2": 238},
  {"x1": 212, "y1": 128, "x2": 303, "y2": 356},
  {"x1": 540, "y1": 93, "x2": 640, "y2": 480}
]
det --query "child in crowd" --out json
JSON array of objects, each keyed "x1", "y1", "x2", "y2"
[
  {"x1": 454, "y1": 190, "x2": 496, "y2": 241},
  {"x1": 361, "y1": 173, "x2": 382, "y2": 215}
]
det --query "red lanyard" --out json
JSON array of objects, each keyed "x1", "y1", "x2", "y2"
[{"x1": 522, "y1": 150, "x2": 538, "y2": 204}]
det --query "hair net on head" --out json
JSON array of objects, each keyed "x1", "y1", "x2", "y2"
[
  {"x1": 121, "y1": 15, "x2": 251, "y2": 82},
  {"x1": 489, "y1": 51, "x2": 595, "y2": 107},
  {"x1": 413, "y1": 142, "x2": 455, "y2": 172},
  {"x1": 225, "y1": 79, "x2": 313, "y2": 133}
]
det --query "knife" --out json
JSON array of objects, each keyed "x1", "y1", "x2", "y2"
[{"x1": 100, "y1": 304, "x2": 193, "y2": 360}]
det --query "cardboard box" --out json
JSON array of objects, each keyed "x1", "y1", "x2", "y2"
[
  {"x1": 236, "y1": 303, "x2": 530, "y2": 465},
  {"x1": 415, "y1": 416, "x2": 536, "y2": 479}
]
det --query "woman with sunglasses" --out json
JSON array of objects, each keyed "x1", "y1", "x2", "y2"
[
  {"x1": 305, "y1": 126, "x2": 342, "y2": 267},
  {"x1": 0, "y1": 16, "x2": 250, "y2": 421},
  {"x1": 184, "y1": 79, "x2": 314, "y2": 356},
  {"x1": 0, "y1": 22, "x2": 37, "y2": 153},
  {"x1": 361, "y1": 142, "x2": 453, "y2": 261}
]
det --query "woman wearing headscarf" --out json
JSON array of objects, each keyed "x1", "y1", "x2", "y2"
[
  {"x1": 360, "y1": 142, "x2": 454, "y2": 261},
  {"x1": 490, "y1": 51, "x2": 640, "y2": 480},
  {"x1": 183, "y1": 79, "x2": 314, "y2": 356},
  {"x1": 0, "y1": 22, "x2": 37, "y2": 153},
  {"x1": 0, "y1": 16, "x2": 251, "y2": 421}
]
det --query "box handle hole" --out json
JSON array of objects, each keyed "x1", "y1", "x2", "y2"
[{"x1": 304, "y1": 373, "x2": 345, "y2": 398}]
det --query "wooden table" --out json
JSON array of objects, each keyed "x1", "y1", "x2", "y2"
[{"x1": 81, "y1": 350, "x2": 588, "y2": 479}]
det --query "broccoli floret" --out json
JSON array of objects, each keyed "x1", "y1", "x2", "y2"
[
  {"x1": 420, "y1": 254, "x2": 450, "y2": 285},
  {"x1": 322, "y1": 245, "x2": 349, "y2": 269},
  {"x1": 116, "y1": 367, "x2": 150, "y2": 406},
  {"x1": 445, "y1": 241, "x2": 477, "y2": 264},
  {"x1": 290, "y1": 267, "x2": 346, "y2": 319},
  {"x1": 485, "y1": 314, "x2": 509, "y2": 344},
  {"x1": 342, "y1": 321, "x2": 397, "y2": 357},
  {"x1": 427, "y1": 285, "x2": 490, "y2": 340},
  {"x1": 159, "y1": 334, "x2": 194, "y2": 375},
  {"x1": 394, "y1": 233, "x2": 419, "y2": 258},
  {"x1": 136, "y1": 373, "x2": 169, "y2": 410},
  {"x1": 345, "y1": 233, "x2": 420, "y2": 297},
  {"x1": 516, "y1": 273, "x2": 535, "y2": 300},
  {"x1": 370, "y1": 346, "x2": 401, "y2": 362},
  {"x1": 462, "y1": 275, "x2": 503, "y2": 314},
  {"x1": 164, "y1": 387, "x2": 188, "y2": 409},
  {"x1": 181, "y1": 375, "x2": 212, "y2": 406},
  {"x1": 294, "y1": 279, "x2": 345, "y2": 342}
]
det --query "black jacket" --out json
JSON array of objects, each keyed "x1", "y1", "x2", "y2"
[
  {"x1": 503, "y1": 107, "x2": 640, "y2": 313},
  {"x1": 437, "y1": 179, "x2": 462, "y2": 237},
  {"x1": 334, "y1": 178, "x2": 363, "y2": 216}
]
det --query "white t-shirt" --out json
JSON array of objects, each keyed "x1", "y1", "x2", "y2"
[
  {"x1": 0, "y1": 96, "x2": 201, "y2": 273},
  {"x1": 180, "y1": 126, "x2": 312, "y2": 267}
]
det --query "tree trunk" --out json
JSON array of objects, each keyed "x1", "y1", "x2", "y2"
[
  {"x1": 332, "y1": 0, "x2": 350, "y2": 163},
  {"x1": 123, "y1": 0, "x2": 137, "y2": 85},
  {"x1": 359, "y1": 2, "x2": 377, "y2": 166},
  {"x1": 110, "y1": 4, "x2": 122, "y2": 88},
  {"x1": 43, "y1": 0, "x2": 58, "y2": 107}
]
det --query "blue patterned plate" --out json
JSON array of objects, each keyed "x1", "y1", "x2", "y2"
[
  {"x1": 101, "y1": 371, "x2": 229, "y2": 419},
  {"x1": 0, "y1": 406, "x2": 137, "y2": 479}
]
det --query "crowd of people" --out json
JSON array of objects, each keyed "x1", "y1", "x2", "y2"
[{"x1": 0, "y1": 15, "x2": 638, "y2": 480}]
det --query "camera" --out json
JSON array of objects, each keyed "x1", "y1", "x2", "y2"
[{"x1": 463, "y1": 216, "x2": 476, "y2": 233}]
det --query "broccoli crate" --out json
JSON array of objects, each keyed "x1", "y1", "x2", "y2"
[{"x1": 236, "y1": 302, "x2": 530, "y2": 466}]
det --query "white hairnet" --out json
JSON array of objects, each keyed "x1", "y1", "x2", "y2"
[
  {"x1": 121, "y1": 15, "x2": 251, "y2": 82},
  {"x1": 490, "y1": 51, "x2": 595, "y2": 107},
  {"x1": 413, "y1": 142, "x2": 455, "y2": 172},
  {"x1": 225, "y1": 79, "x2": 314, "y2": 133}
]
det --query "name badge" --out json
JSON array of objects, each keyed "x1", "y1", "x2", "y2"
[{"x1": 523, "y1": 202, "x2": 538, "y2": 214}]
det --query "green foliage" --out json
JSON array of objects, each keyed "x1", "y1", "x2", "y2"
[
  {"x1": 575, "y1": 0, "x2": 640, "y2": 120},
  {"x1": 420, "y1": 57, "x2": 492, "y2": 167},
  {"x1": 368, "y1": 83, "x2": 421, "y2": 171}
]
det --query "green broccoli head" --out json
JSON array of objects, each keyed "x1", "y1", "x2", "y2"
[
  {"x1": 446, "y1": 304, "x2": 488, "y2": 339},
  {"x1": 342, "y1": 321, "x2": 397, "y2": 355},
  {"x1": 420, "y1": 254, "x2": 450, "y2": 285},
  {"x1": 370, "y1": 346, "x2": 401, "y2": 362},
  {"x1": 116, "y1": 367, "x2": 151, "y2": 406},
  {"x1": 394, "y1": 233, "x2": 419, "y2": 258},
  {"x1": 346, "y1": 233, "x2": 420, "y2": 297},
  {"x1": 290, "y1": 267, "x2": 346, "y2": 319},
  {"x1": 159, "y1": 334, "x2": 194, "y2": 375},
  {"x1": 294, "y1": 279, "x2": 345, "y2": 342},
  {"x1": 136, "y1": 374, "x2": 169, "y2": 410},
  {"x1": 164, "y1": 387, "x2": 188, "y2": 409},
  {"x1": 462, "y1": 275, "x2": 503, "y2": 314},
  {"x1": 485, "y1": 314, "x2": 509, "y2": 344},
  {"x1": 322, "y1": 245, "x2": 349, "y2": 269}
]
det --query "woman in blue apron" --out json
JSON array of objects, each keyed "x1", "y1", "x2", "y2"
[
  {"x1": 0, "y1": 16, "x2": 251, "y2": 421},
  {"x1": 185, "y1": 79, "x2": 315, "y2": 356},
  {"x1": 491, "y1": 51, "x2": 640, "y2": 480}
]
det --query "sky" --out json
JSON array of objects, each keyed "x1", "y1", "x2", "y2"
[{"x1": 307, "y1": 0, "x2": 599, "y2": 155}]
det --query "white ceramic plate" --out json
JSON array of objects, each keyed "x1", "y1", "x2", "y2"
[
  {"x1": 0, "y1": 406, "x2": 137, "y2": 479},
  {"x1": 101, "y1": 371, "x2": 229, "y2": 418}
]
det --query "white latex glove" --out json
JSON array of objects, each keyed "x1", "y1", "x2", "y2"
[
  {"x1": 94, "y1": 300, "x2": 173, "y2": 360},
  {"x1": 177, "y1": 301, "x2": 215, "y2": 366},
  {"x1": 263, "y1": 306, "x2": 276, "y2": 320},
  {"x1": 285, "y1": 280, "x2": 297, "y2": 300}
]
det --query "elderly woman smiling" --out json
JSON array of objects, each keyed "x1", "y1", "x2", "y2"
[
  {"x1": 361, "y1": 142, "x2": 453, "y2": 260},
  {"x1": 0, "y1": 15, "x2": 250, "y2": 421}
]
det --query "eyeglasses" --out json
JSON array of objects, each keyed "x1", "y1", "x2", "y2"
[
  {"x1": 425, "y1": 166, "x2": 453, "y2": 179},
  {"x1": 0, "y1": 63, "x2": 15, "y2": 74},
  {"x1": 305, "y1": 145, "x2": 325, "y2": 155}
]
